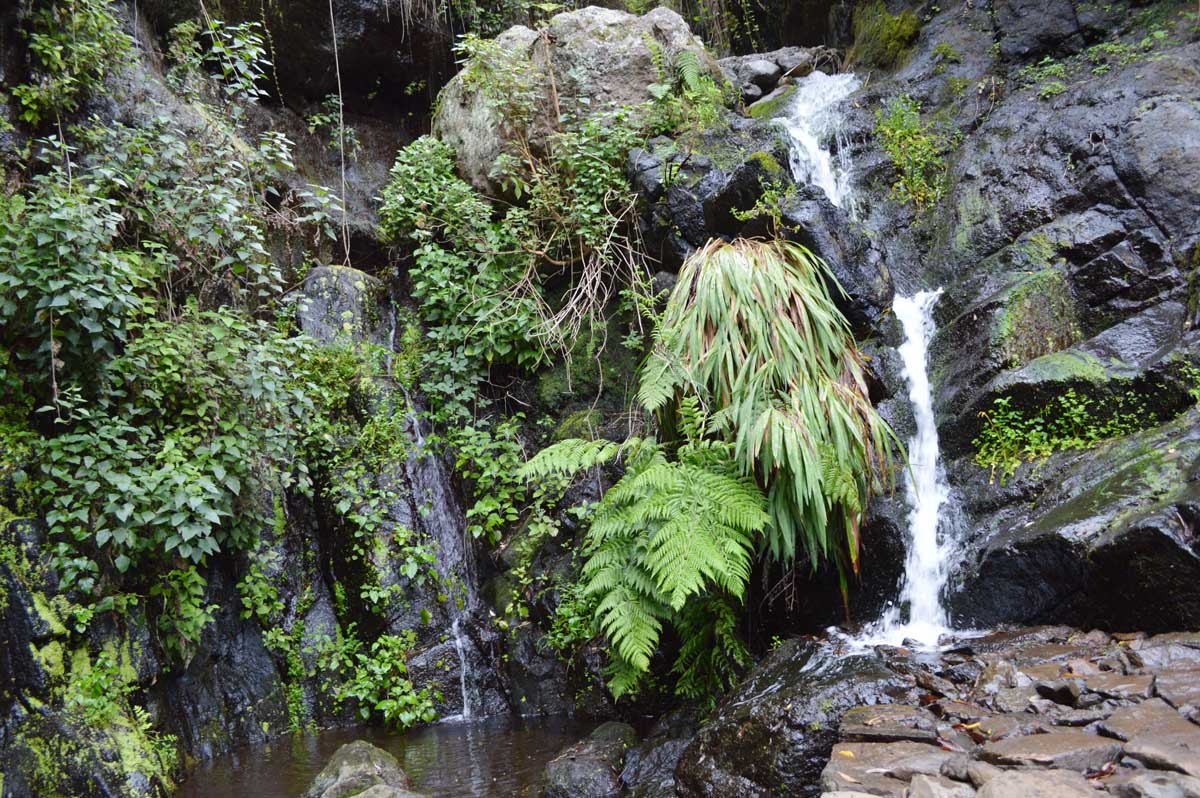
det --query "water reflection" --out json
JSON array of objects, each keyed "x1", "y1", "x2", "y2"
[{"x1": 175, "y1": 716, "x2": 594, "y2": 798}]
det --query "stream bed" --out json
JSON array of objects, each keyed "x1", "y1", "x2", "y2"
[{"x1": 174, "y1": 716, "x2": 596, "y2": 798}]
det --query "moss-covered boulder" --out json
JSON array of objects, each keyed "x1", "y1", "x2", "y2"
[{"x1": 433, "y1": 6, "x2": 722, "y2": 196}]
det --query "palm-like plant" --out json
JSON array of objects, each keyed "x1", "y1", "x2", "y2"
[{"x1": 640, "y1": 238, "x2": 896, "y2": 573}]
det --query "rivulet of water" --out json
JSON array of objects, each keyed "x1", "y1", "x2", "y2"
[
  {"x1": 778, "y1": 70, "x2": 862, "y2": 214},
  {"x1": 865, "y1": 290, "x2": 954, "y2": 647}
]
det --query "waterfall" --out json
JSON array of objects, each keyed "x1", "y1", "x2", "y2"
[
  {"x1": 449, "y1": 617, "x2": 480, "y2": 721},
  {"x1": 869, "y1": 290, "x2": 954, "y2": 647},
  {"x1": 778, "y1": 70, "x2": 862, "y2": 214}
]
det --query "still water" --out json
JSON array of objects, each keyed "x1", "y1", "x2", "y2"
[{"x1": 174, "y1": 716, "x2": 595, "y2": 798}]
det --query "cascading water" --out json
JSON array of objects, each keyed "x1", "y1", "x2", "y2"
[
  {"x1": 868, "y1": 290, "x2": 955, "y2": 646},
  {"x1": 778, "y1": 70, "x2": 862, "y2": 214}
]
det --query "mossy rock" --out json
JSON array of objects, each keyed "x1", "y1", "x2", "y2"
[
  {"x1": 747, "y1": 84, "x2": 797, "y2": 119},
  {"x1": 553, "y1": 409, "x2": 603, "y2": 442},
  {"x1": 852, "y1": 1, "x2": 921, "y2": 69},
  {"x1": 992, "y1": 267, "x2": 1082, "y2": 369}
]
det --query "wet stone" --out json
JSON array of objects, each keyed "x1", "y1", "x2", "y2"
[
  {"x1": 1084, "y1": 672, "x2": 1156, "y2": 701},
  {"x1": 980, "y1": 730, "x2": 1123, "y2": 771},
  {"x1": 1126, "y1": 729, "x2": 1200, "y2": 778},
  {"x1": 840, "y1": 704, "x2": 940, "y2": 743},
  {"x1": 1156, "y1": 670, "x2": 1200, "y2": 711},
  {"x1": 975, "y1": 769, "x2": 1098, "y2": 798},
  {"x1": 821, "y1": 742, "x2": 949, "y2": 796},
  {"x1": 1037, "y1": 678, "x2": 1084, "y2": 706},
  {"x1": 908, "y1": 773, "x2": 977, "y2": 798},
  {"x1": 1100, "y1": 698, "x2": 1197, "y2": 742},
  {"x1": 1105, "y1": 770, "x2": 1200, "y2": 798}
]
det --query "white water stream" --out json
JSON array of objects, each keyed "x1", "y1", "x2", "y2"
[
  {"x1": 779, "y1": 70, "x2": 862, "y2": 214},
  {"x1": 778, "y1": 74, "x2": 958, "y2": 646},
  {"x1": 867, "y1": 291, "x2": 954, "y2": 646}
]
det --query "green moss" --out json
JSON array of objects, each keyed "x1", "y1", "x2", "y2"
[
  {"x1": 35, "y1": 640, "x2": 65, "y2": 679},
  {"x1": 993, "y1": 268, "x2": 1082, "y2": 369},
  {"x1": 748, "y1": 150, "x2": 785, "y2": 175},
  {"x1": 1015, "y1": 350, "x2": 1110, "y2": 385},
  {"x1": 852, "y1": 1, "x2": 921, "y2": 69},
  {"x1": 553, "y1": 409, "x2": 602, "y2": 442},
  {"x1": 31, "y1": 591, "x2": 69, "y2": 636},
  {"x1": 747, "y1": 84, "x2": 796, "y2": 119}
]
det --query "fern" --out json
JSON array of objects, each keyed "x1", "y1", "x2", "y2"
[
  {"x1": 675, "y1": 50, "x2": 703, "y2": 93},
  {"x1": 532, "y1": 416, "x2": 767, "y2": 699},
  {"x1": 645, "y1": 239, "x2": 898, "y2": 570}
]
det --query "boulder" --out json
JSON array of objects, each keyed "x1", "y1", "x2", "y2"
[
  {"x1": 306, "y1": 740, "x2": 423, "y2": 798},
  {"x1": 1107, "y1": 771, "x2": 1200, "y2": 798},
  {"x1": 541, "y1": 722, "x2": 637, "y2": 798},
  {"x1": 296, "y1": 265, "x2": 392, "y2": 348},
  {"x1": 434, "y1": 7, "x2": 722, "y2": 196},
  {"x1": 621, "y1": 709, "x2": 697, "y2": 798},
  {"x1": 675, "y1": 641, "x2": 918, "y2": 798}
]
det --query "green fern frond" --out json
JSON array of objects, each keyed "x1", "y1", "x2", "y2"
[
  {"x1": 520, "y1": 437, "x2": 625, "y2": 480},
  {"x1": 675, "y1": 50, "x2": 703, "y2": 93}
]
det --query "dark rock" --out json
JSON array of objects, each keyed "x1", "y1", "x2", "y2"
[
  {"x1": 159, "y1": 563, "x2": 289, "y2": 760},
  {"x1": 306, "y1": 740, "x2": 421, "y2": 798},
  {"x1": 541, "y1": 722, "x2": 636, "y2": 798},
  {"x1": 140, "y1": 0, "x2": 455, "y2": 105},
  {"x1": 1036, "y1": 679, "x2": 1083, "y2": 707},
  {"x1": 675, "y1": 641, "x2": 918, "y2": 798},
  {"x1": 775, "y1": 188, "x2": 894, "y2": 337},
  {"x1": 992, "y1": 0, "x2": 1083, "y2": 61},
  {"x1": 621, "y1": 709, "x2": 697, "y2": 798}
]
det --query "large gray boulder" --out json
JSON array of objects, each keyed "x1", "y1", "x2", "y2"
[
  {"x1": 433, "y1": 6, "x2": 722, "y2": 196},
  {"x1": 306, "y1": 740, "x2": 425, "y2": 798}
]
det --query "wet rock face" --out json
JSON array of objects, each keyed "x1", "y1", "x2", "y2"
[
  {"x1": 628, "y1": 123, "x2": 894, "y2": 337},
  {"x1": 307, "y1": 740, "x2": 425, "y2": 798},
  {"x1": 675, "y1": 640, "x2": 920, "y2": 797},
  {"x1": 140, "y1": 0, "x2": 454, "y2": 105}
]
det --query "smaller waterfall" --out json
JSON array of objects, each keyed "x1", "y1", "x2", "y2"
[
  {"x1": 869, "y1": 290, "x2": 954, "y2": 647},
  {"x1": 779, "y1": 70, "x2": 862, "y2": 214},
  {"x1": 449, "y1": 617, "x2": 480, "y2": 721}
]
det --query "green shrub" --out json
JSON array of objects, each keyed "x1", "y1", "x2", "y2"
[
  {"x1": 874, "y1": 94, "x2": 952, "y2": 208},
  {"x1": 12, "y1": 0, "x2": 133, "y2": 125},
  {"x1": 973, "y1": 389, "x2": 1152, "y2": 483}
]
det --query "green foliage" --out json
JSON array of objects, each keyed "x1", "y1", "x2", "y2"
[
  {"x1": 640, "y1": 239, "x2": 896, "y2": 569},
  {"x1": 11, "y1": 0, "x2": 134, "y2": 125},
  {"x1": 645, "y1": 38, "x2": 731, "y2": 135},
  {"x1": 932, "y1": 42, "x2": 960, "y2": 74},
  {"x1": 307, "y1": 94, "x2": 361, "y2": 159},
  {"x1": 852, "y1": 0, "x2": 921, "y2": 69},
  {"x1": 0, "y1": 164, "x2": 155, "y2": 392},
  {"x1": 339, "y1": 631, "x2": 438, "y2": 729},
  {"x1": 149, "y1": 569, "x2": 216, "y2": 663},
  {"x1": 875, "y1": 94, "x2": 953, "y2": 208},
  {"x1": 522, "y1": 402, "x2": 767, "y2": 699},
  {"x1": 973, "y1": 389, "x2": 1151, "y2": 483}
]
